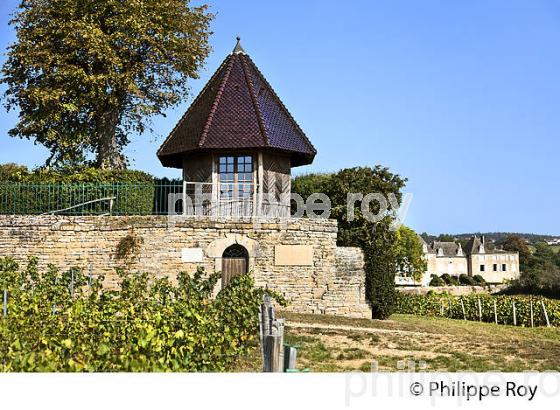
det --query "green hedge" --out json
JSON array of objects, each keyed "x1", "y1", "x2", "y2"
[
  {"x1": 395, "y1": 292, "x2": 560, "y2": 327},
  {"x1": 459, "y1": 274, "x2": 477, "y2": 286},
  {"x1": 0, "y1": 182, "x2": 156, "y2": 215},
  {"x1": 429, "y1": 274, "x2": 445, "y2": 286},
  {"x1": 0, "y1": 164, "x2": 183, "y2": 215},
  {"x1": 0, "y1": 163, "x2": 154, "y2": 184},
  {"x1": 440, "y1": 273, "x2": 459, "y2": 286}
]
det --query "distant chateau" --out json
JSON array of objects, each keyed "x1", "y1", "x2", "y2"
[{"x1": 397, "y1": 235, "x2": 520, "y2": 286}]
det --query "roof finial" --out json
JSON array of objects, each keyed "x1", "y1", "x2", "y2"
[{"x1": 233, "y1": 36, "x2": 245, "y2": 54}]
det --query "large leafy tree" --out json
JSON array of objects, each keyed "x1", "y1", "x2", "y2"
[
  {"x1": 437, "y1": 233, "x2": 455, "y2": 242},
  {"x1": 501, "y1": 234, "x2": 531, "y2": 271},
  {"x1": 293, "y1": 166, "x2": 408, "y2": 319},
  {"x1": 394, "y1": 225, "x2": 427, "y2": 284},
  {"x1": 2, "y1": 0, "x2": 213, "y2": 169},
  {"x1": 500, "y1": 236, "x2": 560, "y2": 298}
]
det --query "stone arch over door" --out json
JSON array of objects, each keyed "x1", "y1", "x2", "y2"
[{"x1": 205, "y1": 234, "x2": 259, "y2": 275}]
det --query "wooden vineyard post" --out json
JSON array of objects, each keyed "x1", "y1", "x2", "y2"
[
  {"x1": 477, "y1": 297, "x2": 482, "y2": 322},
  {"x1": 263, "y1": 319, "x2": 284, "y2": 372},
  {"x1": 460, "y1": 298, "x2": 466, "y2": 320},
  {"x1": 52, "y1": 276, "x2": 58, "y2": 315},
  {"x1": 70, "y1": 269, "x2": 75, "y2": 299},
  {"x1": 541, "y1": 300, "x2": 551, "y2": 328},
  {"x1": 275, "y1": 318, "x2": 285, "y2": 371},
  {"x1": 259, "y1": 295, "x2": 272, "y2": 363},
  {"x1": 258, "y1": 302, "x2": 265, "y2": 360},
  {"x1": 263, "y1": 335, "x2": 281, "y2": 371},
  {"x1": 2, "y1": 289, "x2": 6, "y2": 318},
  {"x1": 530, "y1": 300, "x2": 534, "y2": 328},
  {"x1": 493, "y1": 300, "x2": 498, "y2": 325},
  {"x1": 284, "y1": 345, "x2": 297, "y2": 371},
  {"x1": 512, "y1": 301, "x2": 517, "y2": 326},
  {"x1": 259, "y1": 296, "x2": 293, "y2": 372},
  {"x1": 88, "y1": 263, "x2": 93, "y2": 287},
  {"x1": 440, "y1": 301, "x2": 444, "y2": 317}
]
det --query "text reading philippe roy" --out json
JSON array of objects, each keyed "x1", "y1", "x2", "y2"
[{"x1": 415, "y1": 381, "x2": 538, "y2": 401}]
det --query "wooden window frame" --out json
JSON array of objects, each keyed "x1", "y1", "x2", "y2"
[{"x1": 218, "y1": 155, "x2": 254, "y2": 200}]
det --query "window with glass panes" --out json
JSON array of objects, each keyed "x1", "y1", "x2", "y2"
[{"x1": 219, "y1": 156, "x2": 253, "y2": 199}]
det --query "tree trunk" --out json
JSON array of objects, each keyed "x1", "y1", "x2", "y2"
[{"x1": 96, "y1": 108, "x2": 125, "y2": 169}]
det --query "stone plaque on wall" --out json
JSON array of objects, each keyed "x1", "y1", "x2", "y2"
[
  {"x1": 274, "y1": 245, "x2": 313, "y2": 266},
  {"x1": 181, "y1": 248, "x2": 204, "y2": 263}
]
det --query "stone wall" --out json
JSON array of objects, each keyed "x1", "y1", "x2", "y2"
[
  {"x1": 324, "y1": 247, "x2": 368, "y2": 316},
  {"x1": 0, "y1": 215, "x2": 371, "y2": 318}
]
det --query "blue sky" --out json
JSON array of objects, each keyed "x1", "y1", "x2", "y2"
[{"x1": 1, "y1": 0, "x2": 559, "y2": 235}]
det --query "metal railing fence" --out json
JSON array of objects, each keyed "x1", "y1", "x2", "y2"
[
  {"x1": 0, "y1": 181, "x2": 291, "y2": 218},
  {"x1": 0, "y1": 182, "x2": 182, "y2": 216}
]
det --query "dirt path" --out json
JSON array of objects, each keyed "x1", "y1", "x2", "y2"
[{"x1": 287, "y1": 321, "x2": 425, "y2": 336}]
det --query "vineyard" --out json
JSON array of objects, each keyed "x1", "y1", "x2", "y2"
[
  {"x1": 0, "y1": 257, "x2": 276, "y2": 371},
  {"x1": 395, "y1": 292, "x2": 560, "y2": 327}
]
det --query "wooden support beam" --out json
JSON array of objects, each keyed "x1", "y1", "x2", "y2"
[
  {"x1": 212, "y1": 154, "x2": 219, "y2": 217},
  {"x1": 257, "y1": 151, "x2": 263, "y2": 217}
]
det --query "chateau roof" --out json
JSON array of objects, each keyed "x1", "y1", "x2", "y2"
[
  {"x1": 157, "y1": 38, "x2": 316, "y2": 168},
  {"x1": 463, "y1": 235, "x2": 512, "y2": 255},
  {"x1": 429, "y1": 241, "x2": 461, "y2": 257},
  {"x1": 464, "y1": 236, "x2": 480, "y2": 255},
  {"x1": 428, "y1": 235, "x2": 517, "y2": 257}
]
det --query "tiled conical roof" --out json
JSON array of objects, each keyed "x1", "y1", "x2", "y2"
[{"x1": 157, "y1": 39, "x2": 316, "y2": 168}]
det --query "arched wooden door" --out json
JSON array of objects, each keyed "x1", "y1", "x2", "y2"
[{"x1": 222, "y1": 244, "x2": 249, "y2": 287}]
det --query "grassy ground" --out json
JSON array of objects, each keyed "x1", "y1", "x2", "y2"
[{"x1": 236, "y1": 312, "x2": 560, "y2": 372}]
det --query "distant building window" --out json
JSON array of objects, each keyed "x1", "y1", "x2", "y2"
[
  {"x1": 480, "y1": 265, "x2": 485, "y2": 272},
  {"x1": 493, "y1": 264, "x2": 498, "y2": 272},
  {"x1": 502, "y1": 264, "x2": 507, "y2": 271}
]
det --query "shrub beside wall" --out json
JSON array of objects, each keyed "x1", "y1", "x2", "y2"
[
  {"x1": 459, "y1": 274, "x2": 477, "y2": 286},
  {"x1": 428, "y1": 274, "x2": 445, "y2": 286},
  {"x1": 429, "y1": 273, "x2": 485, "y2": 287}
]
